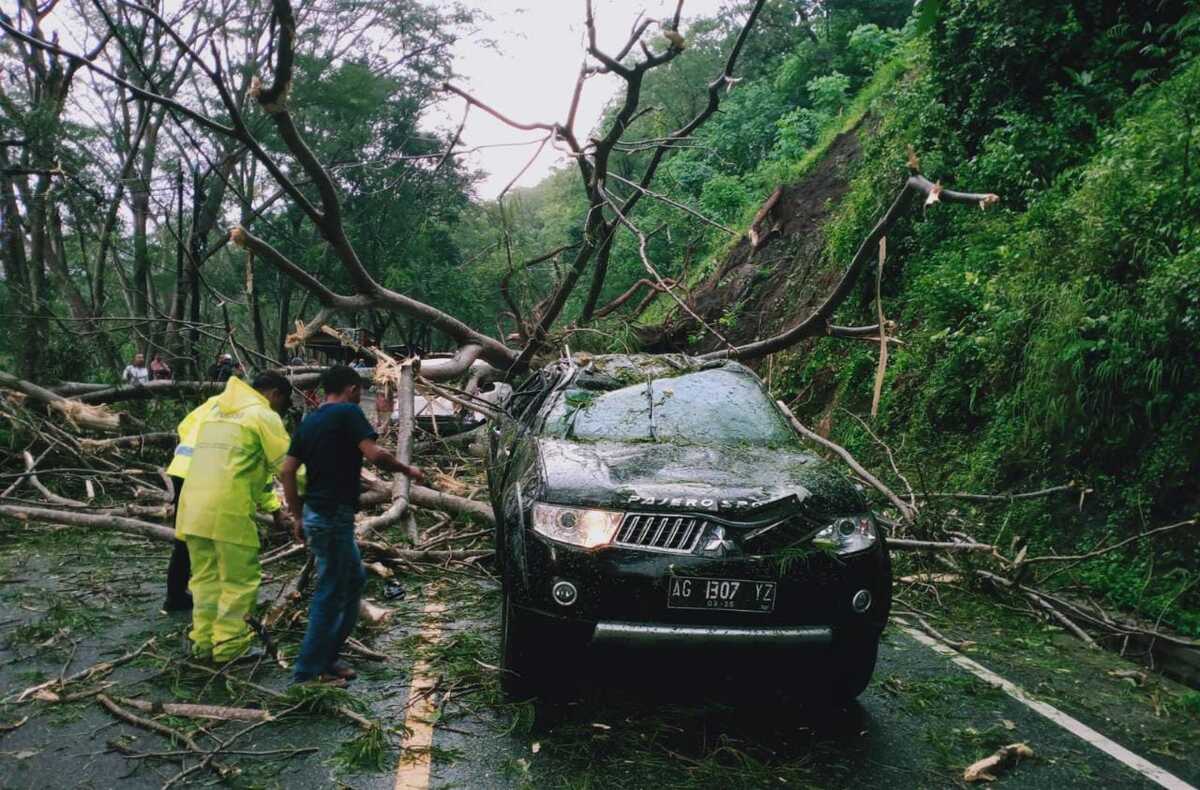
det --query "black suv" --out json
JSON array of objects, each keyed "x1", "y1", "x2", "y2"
[{"x1": 487, "y1": 354, "x2": 891, "y2": 701}]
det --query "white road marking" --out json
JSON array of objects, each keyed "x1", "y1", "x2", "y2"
[
  {"x1": 899, "y1": 624, "x2": 1197, "y2": 790},
  {"x1": 394, "y1": 598, "x2": 445, "y2": 790}
]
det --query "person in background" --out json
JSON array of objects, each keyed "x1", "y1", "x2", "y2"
[
  {"x1": 280, "y1": 365, "x2": 424, "y2": 685},
  {"x1": 122, "y1": 353, "x2": 150, "y2": 385},
  {"x1": 149, "y1": 353, "x2": 172, "y2": 381},
  {"x1": 208, "y1": 353, "x2": 235, "y2": 382},
  {"x1": 176, "y1": 371, "x2": 293, "y2": 663}
]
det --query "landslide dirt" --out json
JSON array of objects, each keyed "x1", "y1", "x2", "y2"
[{"x1": 639, "y1": 124, "x2": 863, "y2": 356}]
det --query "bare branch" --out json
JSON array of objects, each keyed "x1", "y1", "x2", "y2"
[
  {"x1": 0, "y1": 15, "x2": 232, "y2": 136},
  {"x1": 594, "y1": 277, "x2": 677, "y2": 320},
  {"x1": 441, "y1": 82, "x2": 559, "y2": 135},
  {"x1": 607, "y1": 172, "x2": 737, "y2": 235},
  {"x1": 602, "y1": 192, "x2": 735, "y2": 350},
  {"x1": 1021, "y1": 519, "x2": 1196, "y2": 567},
  {"x1": 776, "y1": 401, "x2": 918, "y2": 524}
]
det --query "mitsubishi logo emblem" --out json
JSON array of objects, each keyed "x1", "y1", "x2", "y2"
[{"x1": 703, "y1": 526, "x2": 737, "y2": 557}]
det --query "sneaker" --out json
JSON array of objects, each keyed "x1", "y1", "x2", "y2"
[{"x1": 326, "y1": 660, "x2": 357, "y2": 680}]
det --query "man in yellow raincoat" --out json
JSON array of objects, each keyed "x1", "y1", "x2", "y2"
[
  {"x1": 162, "y1": 390, "x2": 222, "y2": 613},
  {"x1": 176, "y1": 371, "x2": 292, "y2": 662}
]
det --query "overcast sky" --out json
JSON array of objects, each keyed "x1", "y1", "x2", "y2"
[{"x1": 438, "y1": 0, "x2": 730, "y2": 198}]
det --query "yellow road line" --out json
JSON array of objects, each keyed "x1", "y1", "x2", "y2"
[{"x1": 394, "y1": 597, "x2": 445, "y2": 790}]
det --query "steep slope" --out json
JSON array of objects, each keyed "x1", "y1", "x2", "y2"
[{"x1": 640, "y1": 127, "x2": 863, "y2": 354}]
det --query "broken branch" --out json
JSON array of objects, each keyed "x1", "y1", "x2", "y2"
[{"x1": 776, "y1": 401, "x2": 917, "y2": 524}]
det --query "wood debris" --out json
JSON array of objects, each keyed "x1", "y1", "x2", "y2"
[
  {"x1": 359, "y1": 599, "x2": 393, "y2": 626},
  {"x1": 112, "y1": 696, "x2": 273, "y2": 722},
  {"x1": 963, "y1": 742, "x2": 1033, "y2": 782}
]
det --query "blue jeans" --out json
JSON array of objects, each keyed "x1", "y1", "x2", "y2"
[{"x1": 293, "y1": 504, "x2": 366, "y2": 682}]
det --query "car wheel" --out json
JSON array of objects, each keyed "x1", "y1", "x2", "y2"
[{"x1": 827, "y1": 629, "x2": 881, "y2": 704}]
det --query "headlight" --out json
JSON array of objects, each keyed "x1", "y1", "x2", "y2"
[
  {"x1": 813, "y1": 515, "x2": 877, "y2": 554},
  {"x1": 531, "y1": 503, "x2": 622, "y2": 549}
]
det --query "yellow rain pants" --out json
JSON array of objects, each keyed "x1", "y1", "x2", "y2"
[
  {"x1": 177, "y1": 377, "x2": 290, "y2": 661},
  {"x1": 185, "y1": 536, "x2": 261, "y2": 660}
]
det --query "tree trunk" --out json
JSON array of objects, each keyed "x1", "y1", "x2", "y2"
[
  {"x1": 129, "y1": 122, "x2": 161, "y2": 354},
  {"x1": 187, "y1": 167, "x2": 204, "y2": 377},
  {"x1": 23, "y1": 173, "x2": 53, "y2": 379},
  {"x1": 275, "y1": 271, "x2": 294, "y2": 363}
]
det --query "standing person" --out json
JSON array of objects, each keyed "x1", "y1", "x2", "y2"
[
  {"x1": 149, "y1": 353, "x2": 173, "y2": 381},
  {"x1": 161, "y1": 390, "x2": 224, "y2": 612},
  {"x1": 208, "y1": 353, "x2": 235, "y2": 382},
  {"x1": 280, "y1": 365, "x2": 424, "y2": 685},
  {"x1": 177, "y1": 372, "x2": 293, "y2": 663},
  {"x1": 122, "y1": 353, "x2": 150, "y2": 385}
]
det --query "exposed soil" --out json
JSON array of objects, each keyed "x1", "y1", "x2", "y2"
[{"x1": 639, "y1": 124, "x2": 863, "y2": 355}]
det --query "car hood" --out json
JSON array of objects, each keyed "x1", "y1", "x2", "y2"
[{"x1": 534, "y1": 438, "x2": 863, "y2": 519}]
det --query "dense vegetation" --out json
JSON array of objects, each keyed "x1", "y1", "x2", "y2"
[{"x1": 786, "y1": 1, "x2": 1200, "y2": 633}]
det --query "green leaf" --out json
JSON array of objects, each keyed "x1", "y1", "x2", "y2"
[{"x1": 915, "y1": 0, "x2": 943, "y2": 35}]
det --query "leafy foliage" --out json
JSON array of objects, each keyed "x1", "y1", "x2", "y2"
[{"x1": 784, "y1": 3, "x2": 1200, "y2": 632}]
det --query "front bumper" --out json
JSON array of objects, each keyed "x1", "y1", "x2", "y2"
[
  {"x1": 506, "y1": 529, "x2": 892, "y2": 639},
  {"x1": 591, "y1": 621, "x2": 832, "y2": 647}
]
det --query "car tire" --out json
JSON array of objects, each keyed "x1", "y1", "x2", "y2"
[{"x1": 827, "y1": 629, "x2": 881, "y2": 704}]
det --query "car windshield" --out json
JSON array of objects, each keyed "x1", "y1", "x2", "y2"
[{"x1": 542, "y1": 367, "x2": 798, "y2": 446}]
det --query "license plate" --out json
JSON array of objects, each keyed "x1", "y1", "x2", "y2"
[{"x1": 666, "y1": 576, "x2": 776, "y2": 613}]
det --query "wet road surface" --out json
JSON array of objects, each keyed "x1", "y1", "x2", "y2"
[{"x1": 2, "y1": 526, "x2": 1198, "y2": 789}]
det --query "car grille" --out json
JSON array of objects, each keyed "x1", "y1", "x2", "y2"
[{"x1": 615, "y1": 513, "x2": 705, "y2": 554}]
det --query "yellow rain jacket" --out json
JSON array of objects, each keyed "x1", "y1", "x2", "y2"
[
  {"x1": 175, "y1": 377, "x2": 289, "y2": 548},
  {"x1": 165, "y1": 395, "x2": 221, "y2": 479}
]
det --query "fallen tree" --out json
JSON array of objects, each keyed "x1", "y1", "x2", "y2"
[{"x1": 0, "y1": 370, "x2": 136, "y2": 433}]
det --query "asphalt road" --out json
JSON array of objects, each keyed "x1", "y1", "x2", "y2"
[
  {"x1": 417, "y1": 624, "x2": 1198, "y2": 790},
  {"x1": 1, "y1": 526, "x2": 1197, "y2": 790}
]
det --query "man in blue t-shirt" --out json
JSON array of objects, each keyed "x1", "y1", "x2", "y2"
[{"x1": 280, "y1": 365, "x2": 424, "y2": 684}]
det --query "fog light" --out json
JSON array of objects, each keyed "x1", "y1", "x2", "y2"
[
  {"x1": 552, "y1": 580, "x2": 578, "y2": 607},
  {"x1": 851, "y1": 589, "x2": 872, "y2": 613}
]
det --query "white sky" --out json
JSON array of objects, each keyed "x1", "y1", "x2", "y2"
[{"x1": 438, "y1": 0, "x2": 729, "y2": 198}]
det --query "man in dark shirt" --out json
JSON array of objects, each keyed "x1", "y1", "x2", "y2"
[
  {"x1": 279, "y1": 365, "x2": 424, "y2": 684},
  {"x1": 208, "y1": 353, "x2": 235, "y2": 382}
]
